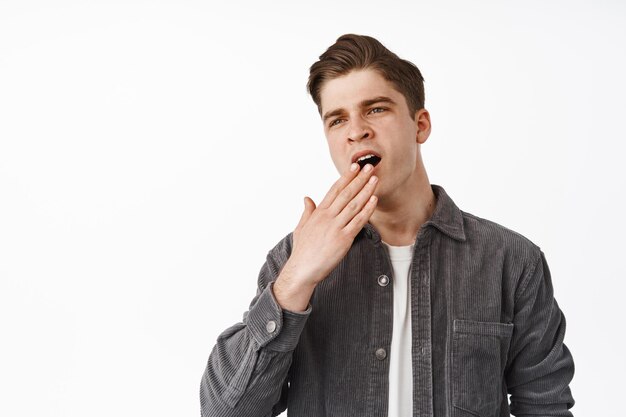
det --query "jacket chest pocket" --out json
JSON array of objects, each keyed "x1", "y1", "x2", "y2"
[{"x1": 451, "y1": 319, "x2": 514, "y2": 417}]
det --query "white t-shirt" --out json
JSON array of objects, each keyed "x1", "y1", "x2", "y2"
[{"x1": 382, "y1": 240, "x2": 414, "y2": 417}]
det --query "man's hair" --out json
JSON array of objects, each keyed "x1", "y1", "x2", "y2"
[{"x1": 307, "y1": 34, "x2": 426, "y2": 121}]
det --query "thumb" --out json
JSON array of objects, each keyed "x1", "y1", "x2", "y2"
[
  {"x1": 296, "y1": 196, "x2": 316, "y2": 229},
  {"x1": 304, "y1": 196, "x2": 317, "y2": 211}
]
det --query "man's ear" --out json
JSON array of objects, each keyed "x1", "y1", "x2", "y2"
[{"x1": 415, "y1": 108, "x2": 431, "y2": 144}]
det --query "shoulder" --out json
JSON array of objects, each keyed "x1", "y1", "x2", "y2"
[{"x1": 460, "y1": 210, "x2": 542, "y2": 265}]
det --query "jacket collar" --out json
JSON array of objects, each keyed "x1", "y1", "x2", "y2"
[{"x1": 362, "y1": 183, "x2": 467, "y2": 243}]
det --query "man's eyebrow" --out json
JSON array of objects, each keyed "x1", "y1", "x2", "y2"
[{"x1": 322, "y1": 96, "x2": 397, "y2": 122}]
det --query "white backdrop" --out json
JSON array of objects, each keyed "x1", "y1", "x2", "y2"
[{"x1": 1, "y1": 1, "x2": 624, "y2": 416}]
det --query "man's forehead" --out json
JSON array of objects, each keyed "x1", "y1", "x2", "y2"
[
  {"x1": 321, "y1": 70, "x2": 393, "y2": 102},
  {"x1": 320, "y1": 70, "x2": 404, "y2": 118}
]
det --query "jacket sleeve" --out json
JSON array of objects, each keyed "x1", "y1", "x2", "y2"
[
  {"x1": 505, "y1": 249, "x2": 575, "y2": 416},
  {"x1": 199, "y1": 234, "x2": 312, "y2": 417}
]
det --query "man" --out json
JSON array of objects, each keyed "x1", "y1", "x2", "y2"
[{"x1": 199, "y1": 34, "x2": 575, "y2": 417}]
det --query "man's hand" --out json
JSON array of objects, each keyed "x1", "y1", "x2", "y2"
[{"x1": 273, "y1": 162, "x2": 379, "y2": 312}]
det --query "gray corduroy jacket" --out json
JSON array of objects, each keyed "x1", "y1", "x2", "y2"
[{"x1": 199, "y1": 184, "x2": 575, "y2": 417}]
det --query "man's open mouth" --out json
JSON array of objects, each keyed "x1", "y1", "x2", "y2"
[{"x1": 356, "y1": 154, "x2": 382, "y2": 169}]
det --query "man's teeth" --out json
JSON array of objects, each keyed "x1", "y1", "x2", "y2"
[{"x1": 357, "y1": 154, "x2": 376, "y2": 162}]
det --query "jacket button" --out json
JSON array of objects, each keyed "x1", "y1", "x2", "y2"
[
  {"x1": 377, "y1": 275, "x2": 389, "y2": 287},
  {"x1": 266, "y1": 320, "x2": 277, "y2": 333},
  {"x1": 375, "y1": 348, "x2": 387, "y2": 360}
]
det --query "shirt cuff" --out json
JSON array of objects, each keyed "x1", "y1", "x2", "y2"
[{"x1": 246, "y1": 281, "x2": 312, "y2": 352}]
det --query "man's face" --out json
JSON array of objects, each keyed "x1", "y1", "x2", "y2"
[{"x1": 319, "y1": 68, "x2": 430, "y2": 201}]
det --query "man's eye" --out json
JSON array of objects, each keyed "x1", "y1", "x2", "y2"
[
  {"x1": 329, "y1": 119, "x2": 344, "y2": 127},
  {"x1": 370, "y1": 107, "x2": 386, "y2": 114}
]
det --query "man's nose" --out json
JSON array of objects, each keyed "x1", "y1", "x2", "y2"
[{"x1": 347, "y1": 118, "x2": 373, "y2": 142}]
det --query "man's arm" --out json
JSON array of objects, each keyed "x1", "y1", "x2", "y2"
[
  {"x1": 505, "y1": 250, "x2": 575, "y2": 416},
  {"x1": 199, "y1": 162, "x2": 379, "y2": 416},
  {"x1": 199, "y1": 244, "x2": 311, "y2": 417}
]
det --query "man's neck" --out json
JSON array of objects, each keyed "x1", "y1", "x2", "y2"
[{"x1": 368, "y1": 175, "x2": 436, "y2": 247}]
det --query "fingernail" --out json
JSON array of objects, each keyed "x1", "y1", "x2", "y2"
[
  {"x1": 364, "y1": 164, "x2": 373, "y2": 172},
  {"x1": 350, "y1": 163, "x2": 358, "y2": 172}
]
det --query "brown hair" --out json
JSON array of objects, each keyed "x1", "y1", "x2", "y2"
[{"x1": 307, "y1": 34, "x2": 425, "y2": 120}]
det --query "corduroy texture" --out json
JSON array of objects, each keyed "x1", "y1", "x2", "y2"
[{"x1": 199, "y1": 184, "x2": 575, "y2": 417}]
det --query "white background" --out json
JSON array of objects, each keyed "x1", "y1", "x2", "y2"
[{"x1": 1, "y1": 1, "x2": 624, "y2": 416}]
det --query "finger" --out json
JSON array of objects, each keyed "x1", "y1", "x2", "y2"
[
  {"x1": 317, "y1": 163, "x2": 360, "y2": 209},
  {"x1": 335, "y1": 175, "x2": 378, "y2": 228},
  {"x1": 304, "y1": 196, "x2": 316, "y2": 217},
  {"x1": 343, "y1": 194, "x2": 378, "y2": 236},
  {"x1": 327, "y1": 163, "x2": 376, "y2": 216},
  {"x1": 295, "y1": 196, "x2": 316, "y2": 231}
]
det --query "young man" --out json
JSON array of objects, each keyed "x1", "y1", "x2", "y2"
[{"x1": 200, "y1": 34, "x2": 575, "y2": 417}]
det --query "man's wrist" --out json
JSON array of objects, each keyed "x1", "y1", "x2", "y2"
[{"x1": 273, "y1": 267, "x2": 316, "y2": 313}]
